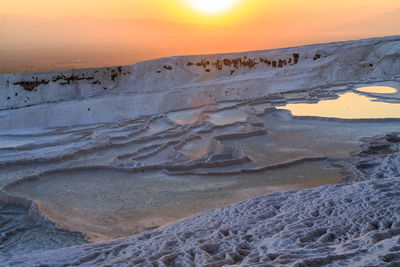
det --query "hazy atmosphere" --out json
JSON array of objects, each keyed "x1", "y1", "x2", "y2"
[{"x1": 1, "y1": 0, "x2": 399, "y2": 73}]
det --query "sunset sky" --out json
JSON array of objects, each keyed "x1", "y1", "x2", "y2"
[{"x1": 0, "y1": 0, "x2": 399, "y2": 72}]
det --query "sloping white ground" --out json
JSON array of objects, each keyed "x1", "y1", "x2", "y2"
[
  {"x1": 0, "y1": 36, "x2": 400, "y2": 266},
  {"x1": 0, "y1": 203, "x2": 87, "y2": 259},
  {"x1": 1, "y1": 36, "x2": 399, "y2": 128},
  {"x1": 6, "y1": 177, "x2": 400, "y2": 266},
  {"x1": 3, "y1": 87, "x2": 400, "y2": 243},
  {"x1": 342, "y1": 133, "x2": 400, "y2": 182}
]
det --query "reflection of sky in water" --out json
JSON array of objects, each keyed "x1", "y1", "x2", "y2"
[
  {"x1": 168, "y1": 105, "x2": 249, "y2": 126},
  {"x1": 167, "y1": 102, "x2": 240, "y2": 126},
  {"x1": 180, "y1": 138, "x2": 210, "y2": 159},
  {"x1": 147, "y1": 118, "x2": 173, "y2": 133},
  {"x1": 277, "y1": 89, "x2": 400, "y2": 119},
  {"x1": 167, "y1": 109, "x2": 203, "y2": 125},
  {"x1": 207, "y1": 107, "x2": 248, "y2": 125},
  {"x1": 357, "y1": 86, "x2": 397, "y2": 94}
]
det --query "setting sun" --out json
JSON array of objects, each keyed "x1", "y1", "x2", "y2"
[{"x1": 188, "y1": 0, "x2": 238, "y2": 14}]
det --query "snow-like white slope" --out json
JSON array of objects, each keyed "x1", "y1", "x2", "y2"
[
  {"x1": 1, "y1": 36, "x2": 400, "y2": 266},
  {"x1": 6, "y1": 177, "x2": 400, "y2": 266},
  {"x1": 1, "y1": 36, "x2": 399, "y2": 128}
]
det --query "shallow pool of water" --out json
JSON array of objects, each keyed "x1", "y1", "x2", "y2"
[
  {"x1": 277, "y1": 91, "x2": 400, "y2": 119},
  {"x1": 207, "y1": 107, "x2": 249, "y2": 125},
  {"x1": 179, "y1": 137, "x2": 210, "y2": 159},
  {"x1": 7, "y1": 161, "x2": 341, "y2": 241},
  {"x1": 357, "y1": 86, "x2": 397, "y2": 94},
  {"x1": 167, "y1": 108, "x2": 203, "y2": 125}
]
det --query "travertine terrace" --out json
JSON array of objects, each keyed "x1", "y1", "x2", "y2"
[{"x1": 0, "y1": 36, "x2": 400, "y2": 266}]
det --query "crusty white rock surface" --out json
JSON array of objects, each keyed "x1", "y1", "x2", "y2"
[
  {"x1": 1, "y1": 36, "x2": 400, "y2": 266},
  {"x1": 342, "y1": 132, "x2": 400, "y2": 182},
  {"x1": 1, "y1": 36, "x2": 399, "y2": 128},
  {"x1": 6, "y1": 178, "x2": 400, "y2": 266},
  {"x1": 0, "y1": 202, "x2": 87, "y2": 259}
]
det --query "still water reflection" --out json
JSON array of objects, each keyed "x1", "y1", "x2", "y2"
[
  {"x1": 357, "y1": 86, "x2": 397, "y2": 94},
  {"x1": 278, "y1": 89, "x2": 400, "y2": 119}
]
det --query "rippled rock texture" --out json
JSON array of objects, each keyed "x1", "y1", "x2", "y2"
[
  {"x1": 0, "y1": 203, "x2": 87, "y2": 258},
  {"x1": 342, "y1": 132, "x2": 400, "y2": 182},
  {"x1": 7, "y1": 178, "x2": 400, "y2": 266},
  {"x1": 1, "y1": 36, "x2": 400, "y2": 266}
]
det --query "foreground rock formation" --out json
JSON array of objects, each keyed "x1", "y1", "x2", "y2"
[
  {"x1": 7, "y1": 177, "x2": 400, "y2": 266},
  {"x1": 0, "y1": 203, "x2": 87, "y2": 259},
  {"x1": 342, "y1": 132, "x2": 400, "y2": 182},
  {"x1": 0, "y1": 36, "x2": 399, "y2": 266}
]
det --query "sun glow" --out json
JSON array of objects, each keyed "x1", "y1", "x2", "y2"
[{"x1": 188, "y1": 0, "x2": 238, "y2": 14}]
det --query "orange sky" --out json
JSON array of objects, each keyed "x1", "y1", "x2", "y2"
[
  {"x1": 0, "y1": 0, "x2": 399, "y2": 71},
  {"x1": 1, "y1": 1, "x2": 399, "y2": 21}
]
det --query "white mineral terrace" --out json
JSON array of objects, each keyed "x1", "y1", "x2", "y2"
[{"x1": 0, "y1": 35, "x2": 400, "y2": 266}]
